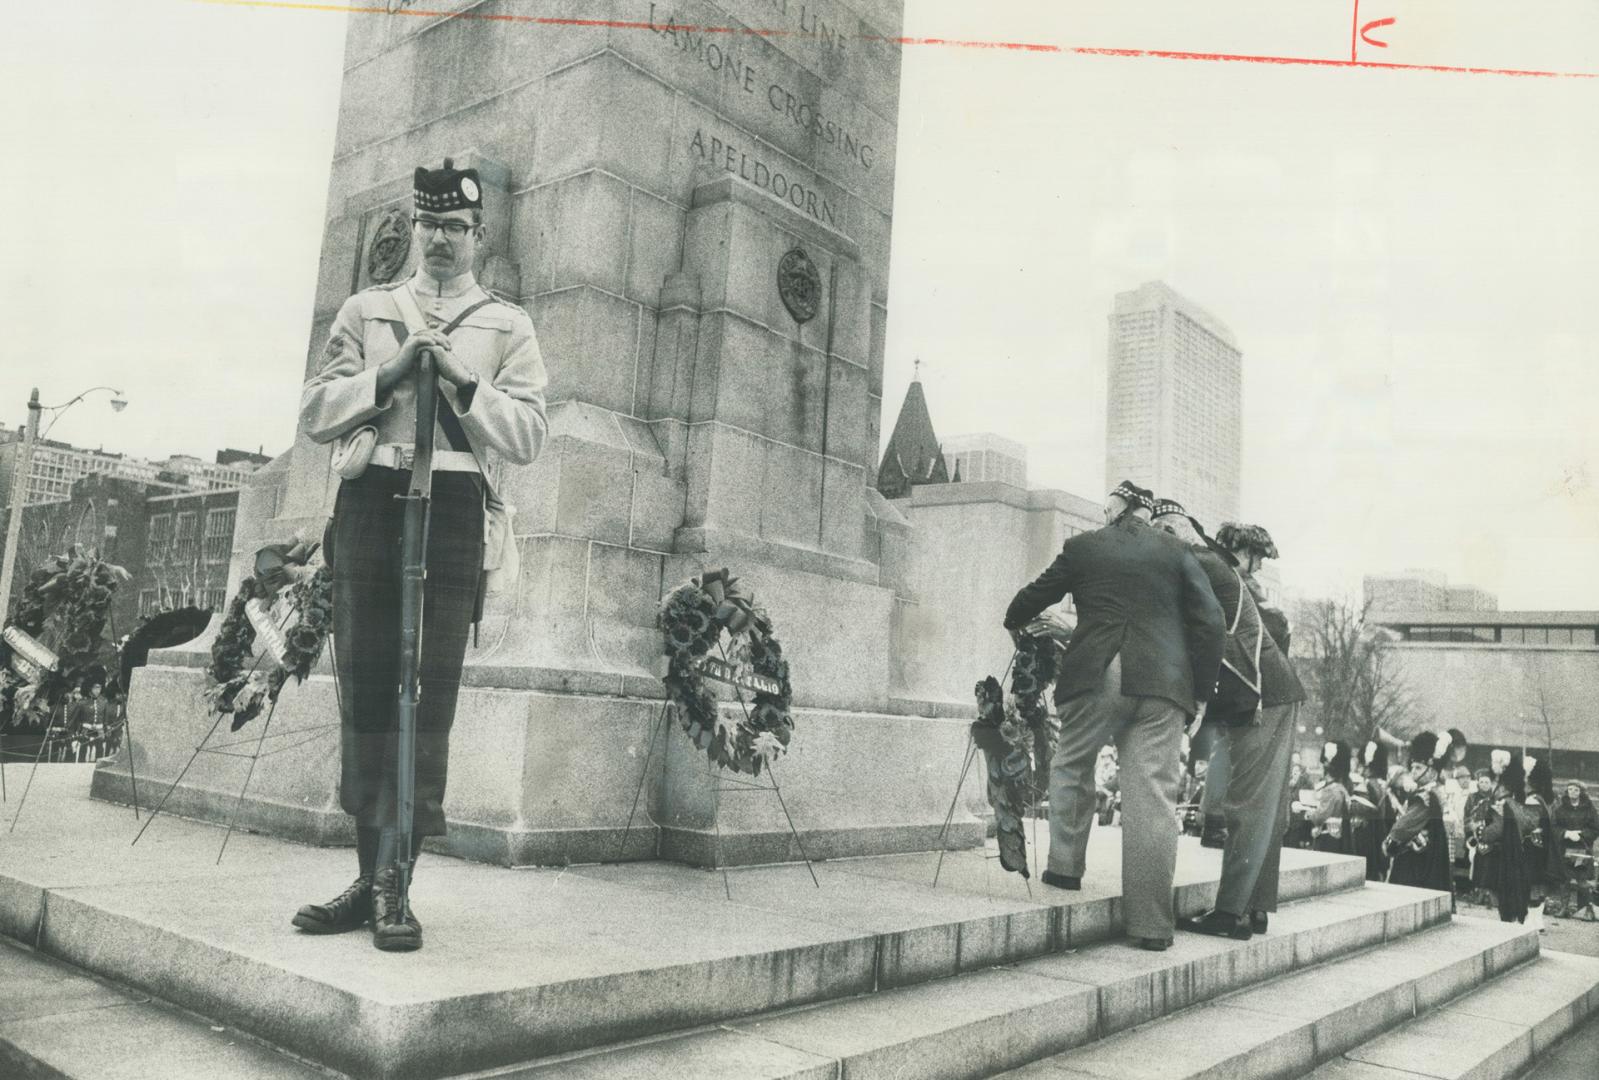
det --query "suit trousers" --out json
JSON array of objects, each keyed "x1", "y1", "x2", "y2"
[
  {"x1": 1050, "y1": 654, "x2": 1186, "y2": 939},
  {"x1": 1194, "y1": 722, "x2": 1232, "y2": 820},
  {"x1": 1213, "y1": 703, "x2": 1298, "y2": 915}
]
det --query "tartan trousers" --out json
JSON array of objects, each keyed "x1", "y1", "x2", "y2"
[{"x1": 327, "y1": 465, "x2": 483, "y2": 839}]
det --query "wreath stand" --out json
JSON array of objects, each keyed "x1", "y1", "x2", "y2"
[
  {"x1": 5, "y1": 699, "x2": 140, "y2": 833},
  {"x1": 616, "y1": 646, "x2": 819, "y2": 900},
  {"x1": 5, "y1": 725, "x2": 59, "y2": 833},
  {"x1": 130, "y1": 601, "x2": 339, "y2": 863},
  {"x1": 5, "y1": 716, "x2": 139, "y2": 838},
  {"x1": 930, "y1": 732, "x2": 1044, "y2": 900}
]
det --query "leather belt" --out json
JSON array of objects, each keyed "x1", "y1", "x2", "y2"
[{"x1": 370, "y1": 444, "x2": 480, "y2": 473}]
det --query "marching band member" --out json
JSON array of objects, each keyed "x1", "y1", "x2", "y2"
[{"x1": 1384, "y1": 731, "x2": 1455, "y2": 897}]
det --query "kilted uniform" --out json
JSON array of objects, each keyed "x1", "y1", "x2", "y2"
[
  {"x1": 1388, "y1": 787, "x2": 1454, "y2": 892},
  {"x1": 300, "y1": 269, "x2": 548, "y2": 843},
  {"x1": 326, "y1": 467, "x2": 482, "y2": 837}
]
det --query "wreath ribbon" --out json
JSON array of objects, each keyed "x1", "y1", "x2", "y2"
[
  {"x1": 658, "y1": 569, "x2": 794, "y2": 776},
  {"x1": 206, "y1": 543, "x2": 333, "y2": 731}
]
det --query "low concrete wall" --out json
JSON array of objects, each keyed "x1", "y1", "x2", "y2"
[
  {"x1": 1387, "y1": 641, "x2": 1599, "y2": 781},
  {"x1": 893, "y1": 483, "x2": 1101, "y2": 704}
]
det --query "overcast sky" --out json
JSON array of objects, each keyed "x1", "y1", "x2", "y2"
[{"x1": 3, "y1": 1, "x2": 1596, "y2": 608}]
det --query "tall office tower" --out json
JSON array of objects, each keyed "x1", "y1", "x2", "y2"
[{"x1": 1105, "y1": 281, "x2": 1242, "y2": 530}]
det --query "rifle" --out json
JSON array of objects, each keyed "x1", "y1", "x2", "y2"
[{"x1": 393, "y1": 350, "x2": 438, "y2": 921}]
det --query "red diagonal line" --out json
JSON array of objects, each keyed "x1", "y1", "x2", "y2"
[{"x1": 891, "y1": 35, "x2": 1060, "y2": 54}]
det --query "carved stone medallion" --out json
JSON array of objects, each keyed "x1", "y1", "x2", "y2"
[
  {"x1": 777, "y1": 247, "x2": 822, "y2": 324},
  {"x1": 366, "y1": 208, "x2": 411, "y2": 284}
]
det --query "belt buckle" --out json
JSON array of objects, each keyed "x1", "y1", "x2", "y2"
[{"x1": 396, "y1": 446, "x2": 416, "y2": 470}]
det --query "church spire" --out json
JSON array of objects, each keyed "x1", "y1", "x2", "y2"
[{"x1": 876, "y1": 369, "x2": 950, "y2": 499}]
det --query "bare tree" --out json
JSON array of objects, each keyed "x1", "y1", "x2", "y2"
[
  {"x1": 1297, "y1": 595, "x2": 1427, "y2": 749},
  {"x1": 1515, "y1": 649, "x2": 1554, "y2": 761},
  {"x1": 1, "y1": 502, "x2": 75, "y2": 614}
]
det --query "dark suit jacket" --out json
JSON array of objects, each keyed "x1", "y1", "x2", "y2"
[{"x1": 1004, "y1": 517, "x2": 1225, "y2": 715}]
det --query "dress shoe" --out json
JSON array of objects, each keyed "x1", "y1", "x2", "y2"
[
  {"x1": 1250, "y1": 910, "x2": 1269, "y2": 934},
  {"x1": 1041, "y1": 871, "x2": 1081, "y2": 890},
  {"x1": 1177, "y1": 908, "x2": 1252, "y2": 940},
  {"x1": 371, "y1": 868, "x2": 423, "y2": 952},
  {"x1": 1200, "y1": 815, "x2": 1228, "y2": 849},
  {"x1": 291, "y1": 875, "x2": 372, "y2": 934},
  {"x1": 1133, "y1": 936, "x2": 1173, "y2": 951}
]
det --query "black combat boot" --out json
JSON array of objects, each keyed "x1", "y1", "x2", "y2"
[
  {"x1": 371, "y1": 867, "x2": 423, "y2": 952},
  {"x1": 291, "y1": 875, "x2": 372, "y2": 934}
]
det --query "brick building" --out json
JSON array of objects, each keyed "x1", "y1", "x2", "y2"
[{"x1": 4, "y1": 473, "x2": 240, "y2": 637}]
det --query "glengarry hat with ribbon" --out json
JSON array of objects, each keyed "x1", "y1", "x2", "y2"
[
  {"x1": 413, "y1": 157, "x2": 482, "y2": 213},
  {"x1": 1110, "y1": 479, "x2": 1155, "y2": 512}
]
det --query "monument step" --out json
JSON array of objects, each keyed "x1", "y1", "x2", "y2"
[
  {"x1": 0, "y1": 766, "x2": 1364, "y2": 1080},
  {"x1": 499, "y1": 883, "x2": 1449, "y2": 1080},
  {"x1": 0, "y1": 938, "x2": 325, "y2": 1080},
  {"x1": 995, "y1": 916, "x2": 1542, "y2": 1080},
  {"x1": 1301, "y1": 946, "x2": 1599, "y2": 1080},
  {"x1": 1524, "y1": 997, "x2": 1599, "y2": 1080}
]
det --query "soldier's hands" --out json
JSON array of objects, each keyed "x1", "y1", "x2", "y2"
[
  {"x1": 399, "y1": 330, "x2": 453, "y2": 372},
  {"x1": 377, "y1": 330, "x2": 479, "y2": 399},
  {"x1": 377, "y1": 330, "x2": 450, "y2": 391},
  {"x1": 429, "y1": 344, "x2": 477, "y2": 389},
  {"x1": 1186, "y1": 701, "x2": 1207, "y2": 739}
]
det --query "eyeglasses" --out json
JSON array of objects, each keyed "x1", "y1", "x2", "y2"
[{"x1": 412, "y1": 217, "x2": 474, "y2": 239}]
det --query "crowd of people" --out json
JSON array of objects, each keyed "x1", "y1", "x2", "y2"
[
  {"x1": 1, "y1": 678, "x2": 125, "y2": 763},
  {"x1": 1271, "y1": 737, "x2": 1599, "y2": 921},
  {"x1": 1002, "y1": 479, "x2": 1598, "y2": 950}
]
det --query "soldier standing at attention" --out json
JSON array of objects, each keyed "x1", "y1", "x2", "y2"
[{"x1": 295, "y1": 159, "x2": 548, "y2": 951}]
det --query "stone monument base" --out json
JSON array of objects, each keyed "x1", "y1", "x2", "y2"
[{"x1": 90, "y1": 654, "x2": 987, "y2": 868}]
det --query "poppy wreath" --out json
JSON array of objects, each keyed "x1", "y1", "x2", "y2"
[
  {"x1": 1010, "y1": 627, "x2": 1065, "y2": 792},
  {"x1": 206, "y1": 541, "x2": 333, "y2": 731},
  {"x1": 969, "y1": 616, "x2": 1072, "y2": 879},
  {"x1": 0, "y1": 547, "x2": 129, "y2": 724},
  {"x1": 658, "y1": 568, "x2": 794, "y2": 776},
  {"x1": 970, "y1": 675, "x2": 1036, "y2": 877}
]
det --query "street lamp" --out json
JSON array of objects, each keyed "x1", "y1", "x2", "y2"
[{"x1": 0, "y1": 386, "x2": 130, "y2": 624}]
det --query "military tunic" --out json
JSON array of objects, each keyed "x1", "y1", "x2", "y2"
[{"x1": 299, "y1": 270, "x2": 548, "y2": 838}]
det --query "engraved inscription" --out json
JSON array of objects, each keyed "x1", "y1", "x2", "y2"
[
  {"x1": 689, "y1": 128, "x2": 839, "y2": 228},
  {"x1": 649, "y1": 3, "x2": 877, "y2": 173}
]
